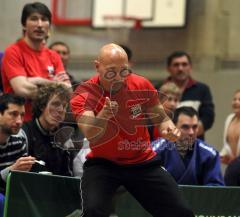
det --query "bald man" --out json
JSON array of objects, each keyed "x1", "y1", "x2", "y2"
[{"x1": 71, "y1": 43, "x2": 194, "y2": 217}]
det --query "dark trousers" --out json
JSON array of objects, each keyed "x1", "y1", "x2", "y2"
[
  {"x1": 80, "y1": 158, "x2": 194, "y2": 217},
  {"x1": 224, "y1": 156, "x2": 240, "y2": 186}
]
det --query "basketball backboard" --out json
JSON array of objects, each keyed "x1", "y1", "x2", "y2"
[
  {"x1": 92, "y1": 0, "x2": 154, "y2": 28},
  {"x1": 143, "y1": 0, "x2": 187, "y2": 27},
  {"x1": 52, "y1": 0, "x2": 187, "y2": 28}
]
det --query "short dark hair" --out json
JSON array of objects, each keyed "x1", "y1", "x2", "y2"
[
  {"x1": 49, "y1": 41, "x2": 70, "y2": 53},
  {"x1": 21, "y1": 2, "x2": 52, "y2": 26},
  {"x1": 167, "y1": 51, "x2": 192, "y2": 67},
  {"x1": 32, "y1": 83, "x2": 70, "y2": 118},
  {"x1": 0, "y1": 94, "x2": 25, "y2": 114},
  {"x1": 119, "y1": 44, "x2": 132, "y2": 61},
  {"x1": 173, "y1": 106, "x2": 198, "y2": 124}
]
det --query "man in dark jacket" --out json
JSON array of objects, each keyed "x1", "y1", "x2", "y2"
[
  {"x1": 163, "y1": 51, "x2": 215, "y2": 140},
  {"x1": 21, "y1": 83, "x2": 73, "y2": 176}
]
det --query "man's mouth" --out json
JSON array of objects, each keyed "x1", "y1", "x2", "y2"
[
  {"x1": 12, "y1": 126, "x2": 20, "y2": 131},
  {"x1": 51, "y1": 115, "x2": 63, "y2": 123},
  {"x1": 34, "y1": 30, "x2": 45, "y2": 34},
  {"x1": 177, "y1": 71, "x2": 184, "y2": 75},
  {"x1": 233, "y1": 104, "x2": 240, "y2": 107},
  {"x1": 180, "y1": 136, "x2": 194, "y2": 144}
]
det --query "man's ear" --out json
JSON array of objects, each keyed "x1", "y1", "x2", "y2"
[
  {"x1": 22, "y1": 24, "x2": 26, "y2": 31},
  {"x1": 166, "y1": 66, "x2": 171, "y2": 74},
  {"x1": 94, "y1": 60, "x2": 100, "y2": 71},
  {"x1": 40, "y1": 105, "x2": 45, "y2": 112}
]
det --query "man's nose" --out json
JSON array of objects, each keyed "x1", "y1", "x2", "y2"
[
  {"x1": 115, "y1": 72, "x2": 122, "y2": 80},
  {"x1": 15, "y1": 115, "x2": 23, "y2": 125},
  {"x1": 37, "y1": 19, "x2": 43, "y2": 27},
  {"x1": 177, "y1": 64, "x2": 184, "y2": 71},
  {"x1": 169, "y1": 100, "x2": 176, "y2": 107},
  {"x1": 57, "y1": 104, "x2": 66, "y2": 112},
  {"x1": 188, "y1": 128, "x2": 194, "y2": 135}
]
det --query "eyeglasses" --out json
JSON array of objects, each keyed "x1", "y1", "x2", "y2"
[
  {"x1": 104, "y1": 69, "x2": 132, "y2": 80},
  {"x1": 180, "y1": 124, "x2": 198, "y2": 130}
]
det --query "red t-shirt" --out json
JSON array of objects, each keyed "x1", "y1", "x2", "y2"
[
  {"x1": 153, "y1": 126, "x2": 161, "y2": 140},
  {"x1": 71, "y1": 74, "x2": 159, "y2": 165},
  {"x1": 1, "y1": 39, "x2": 65, "y2": 121}
]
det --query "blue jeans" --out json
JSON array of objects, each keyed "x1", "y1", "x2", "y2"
[{"x1": 0, "y1": 193, "x2": 4, "y2": 217}]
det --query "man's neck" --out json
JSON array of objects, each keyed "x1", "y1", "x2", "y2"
[
  {"x1": 173, "y1": 78, "x2": 190, "y2": 92},
  {"x1": 0, "y1": 130, "x2": 9, "y2": 144},
  {"x1": 24, "y1": 37, "x2": 43, "y2": 51}
]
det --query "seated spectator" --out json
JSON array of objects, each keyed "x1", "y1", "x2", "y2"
[
  {"x1": 163, "y1": 51, "x2": 215, "y2": 140},
  {"x1": 152, "y1": 106, "x2": 224, "y2": 186},
  {"x1": 21, "y1": 83, "x2": 72, "y2": 176},
  {"x1": 0, "y1": 94, "x2": 35, "y2": 192},
  {"x1": 220, "y1": 89, "x2": 240, "y2": 164},
  {"x1": 151, "y1": 82, "x2": 181, "y2": 140},
  {"x1": 49, "y1": 41, "x2": 84, "y2": 140},
  {"x1": 224, "y1": 156, "x2": 240, "y2": 186},
  {"x1": 49, "y1": 41, "x2": 79, "y2": 88}
]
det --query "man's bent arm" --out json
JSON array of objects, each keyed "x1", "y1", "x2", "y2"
[
  {"x1": 77, "y1": 97, "x2": 118, "y2": 146},
  {"x1": 10, "y1": 76, "x2": 38, "y2": 98},
  {"x1": 76, "y1": 110, "x2": 109, "y2": 145},
  {"x1": 149, "y1": 103, "x2": 180, "y2": 141},
  {"x1": 11, "y1": 75, "x2": 72, "y2": 99}
]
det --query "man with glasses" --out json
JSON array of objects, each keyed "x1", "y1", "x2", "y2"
[
  {"x1": 71, "y1": 43, "x2": 194, "y2": 217},
  {"x1": 152, "y1": 106, "x2": 224, "y2": 186}
]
